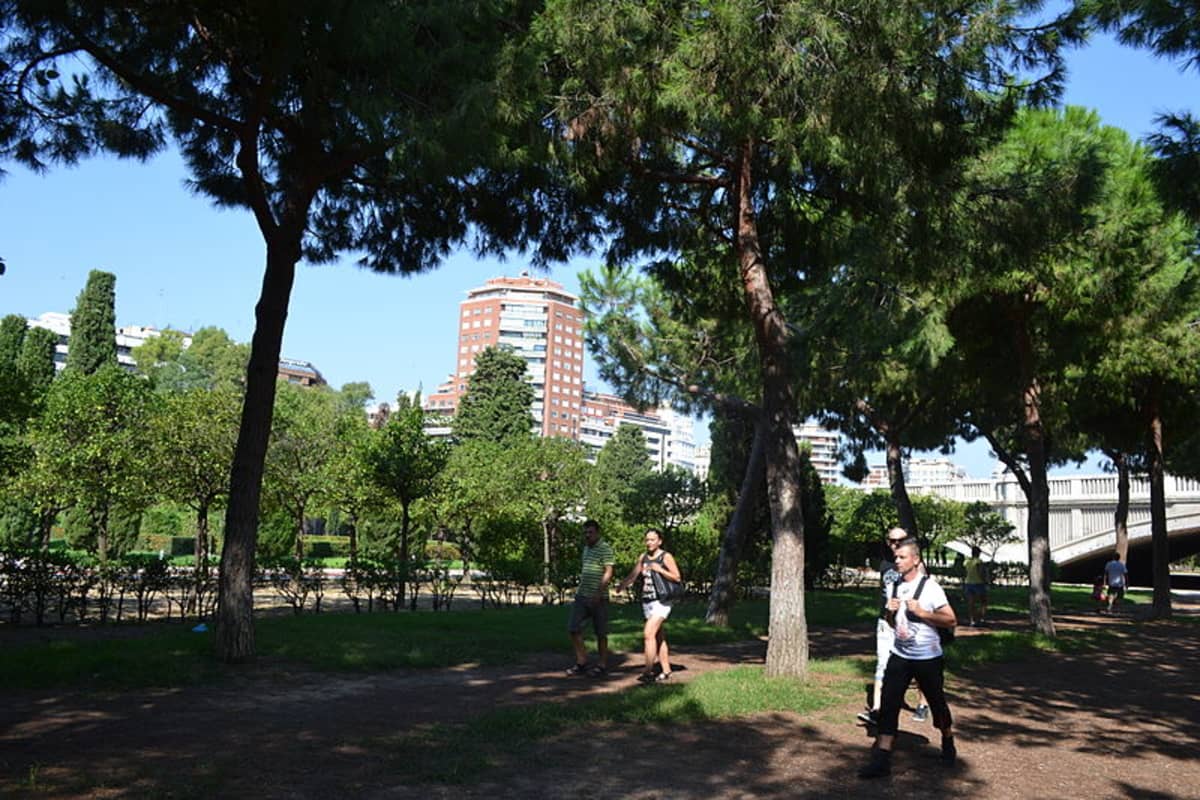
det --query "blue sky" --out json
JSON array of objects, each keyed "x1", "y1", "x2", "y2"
[{"x1": 1, "y1": 28, "x2": 1194, "y2": 478}]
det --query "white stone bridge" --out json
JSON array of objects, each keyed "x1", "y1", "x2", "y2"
[{"x1": 912, "y1": 473, "x2": 1200, "y2": 584}]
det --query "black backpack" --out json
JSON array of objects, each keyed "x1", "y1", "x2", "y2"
[{"x1": 891, "y1": 575, "x2": 956, "y2": 646}]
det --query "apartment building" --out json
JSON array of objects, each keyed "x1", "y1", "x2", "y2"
[
  {"x1": 26, "y1": 312, "x2": 321, "y2": 385},
  {"x1": 794, "y1": 421, "x2": 842, "y2": 485},
  {"x1": 424, "y1": 273, "x2": 585, "y2": 438},
  {"x1": 422, "y1": 274, "x2": 699, "y2": 471}
]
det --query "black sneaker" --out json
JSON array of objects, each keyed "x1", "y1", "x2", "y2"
[
  {"x1": 941, "y1": 737, "x2": 957, "y2": 766},
  {"x1": 856, "y1": 708, "x2": 879, "y2": 725},
  {"x1": 858, "y1": 749, "x2": 892, "y2": 779}
]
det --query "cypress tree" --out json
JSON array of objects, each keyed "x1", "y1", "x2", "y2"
[{"x1": 65, "y1": 270, "x2": 117, "y2": 375}]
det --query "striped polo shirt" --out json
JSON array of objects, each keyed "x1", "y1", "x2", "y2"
[{"x1": 576, "y1": 539, "x2": 615, "y2": 599}]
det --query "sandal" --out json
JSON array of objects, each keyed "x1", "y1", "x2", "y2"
[
  {"x1": 637, "y1": 671, "x2": 656, "y2": 684},
  {"x1": 587, "y1": 664, "x2": 609, "y2": 677},
  {"x1": 655, "y1": 672, "x2": 672, "y2": 682},
  {"x1": 565, "y1": 663, "x2": 588, "y2": 676}
]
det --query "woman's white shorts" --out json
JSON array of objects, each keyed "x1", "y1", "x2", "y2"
[{"x1": 642, "y1": 600, "x2": 673, "y2": 619}]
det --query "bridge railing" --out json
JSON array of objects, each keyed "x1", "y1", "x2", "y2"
[{"x1": 911, "y1": 473, "x2": 1200, "y2": 562}]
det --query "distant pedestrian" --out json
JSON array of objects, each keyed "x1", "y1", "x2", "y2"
[
  {"x1": 1103, "y1": 551, "x2": 1129, "y2": 614},
  {"x1": 963, "y1": 545, "x2": 989, "y2": 626},
  {"x1": 565, "y1": 519, "x2": 615, "y2": 677},
  {"x1": 858, "y1": 528, "x2": 928, "y2": 727},
  {"x1": 618, "y1": 529, "x2": 682, "y2": 683},
  {"x1": 858, "y1": 539, "x2": 958, "y2": 779}
]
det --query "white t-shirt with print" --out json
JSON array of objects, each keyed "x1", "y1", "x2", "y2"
[{"x1": 889, "y1": 575, "x2": 949, "y2": 661}]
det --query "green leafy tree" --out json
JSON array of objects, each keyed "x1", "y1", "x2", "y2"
[
  {"x1": 958, "y1": 502, "x2": 1019, "y2": 562},
  {"x1": 949, "y1": 107, "x2": 1188, "y2": 634},
  {"x1": 432, "y1": 438, "x2": 514, "y2": 572},
  {"x1": 0, "y1": 321, "x2": 56, "y2": 479},
  {"x1": 323, "y1": 408, "x2": 388, "y2": 561},
  {"x1": 186, "y1": 328, "x2": 249, "y2": 391},
  {"x1": 530, "y1": 0, "x2": 1070, "y2": 676},
  {"x1": 452, "y1": 347, "x2": 536, "y2": 443},
  {"x1": 64, "y1": 270, "x2": 117, "y2": 376},
  {"x1": 364, "y1": 404, "x2": 451, "y2": 596},
  {"x1": 0, "y1": 314, "x2": 26, "y2": 367},
  {"x1": 29, "y1": 365, "x2": 157, "y2": 560},
  {"x1": 2, "y1": 1, "x2": 561, "y2": 660},
  {"x1": 152, "y1": 387, "x2": 241, "y2": 575},
  {"x1": 262, "y1": 382, "x2": 343, "y2": 560},
  {"x1": 133, "y1": 326, "x2": 249, "y2": 393},
  {"x1": 1076, "y1": 211, "x2": 1199, "y2": 618},
  {"x1": 589, "y1": 423, "x2": 653, "y2": 531},
  {"x1": 132, "y1": 329, "x2": 193, "y2": 391},
  {"x1": 16, "y1": 325, "x2": 56, "y2": 401}
]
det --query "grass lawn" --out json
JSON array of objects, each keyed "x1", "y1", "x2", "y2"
[{"x1": 0, "y1": 583, "x2": 1139, "y2": 691}]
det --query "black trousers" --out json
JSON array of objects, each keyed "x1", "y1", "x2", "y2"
[{"x1": 878, "y1": 653, "x2": 953, "y2": 736}]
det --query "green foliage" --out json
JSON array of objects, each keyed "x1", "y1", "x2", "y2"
[
  {"x1": 140, "y1": 503, "x2": 188, "y2": 540},
  {"x1": 0, "y1": 317, "x2": 54, "y2": 480},
  {"x1": 958, "y1": 502, "x2": 1019, "y2": 560},
  {"x1": 451, "y1": 347, "x2": 536, "y2": 443},
  {"x1": 29, "y1": 365, "x2": 158, "y2": 559},
  {"x1": 589, "y1": 423, "x2": 653, "y2": 525},
  {"x1": 366, "y1": 405, "x2": 451, "y2": 511},
  {"x1": 16, "y1": 325, "x2": 57, "y2": 402},
  {"x1": 255, "y1": 507, "x2": 298, "y2": 560},
  {"x1": 263, "y1": 382, "x2": 351, "y2": 556},
  {"x1": 0, "y1": 495, "x2": 38, "y2": 549},
  {"x1": 63, "y1": 270, "x2": 117, "y2": 376},
  {"x1": 132, "y1": 326, "x2": 249, "y2": 393},
  {"x1": 0, "y1": 314, "x2": 26, "y2": 367},
  {"x1": 151, "y1": 386, "x2": 239, "y2": 521}
]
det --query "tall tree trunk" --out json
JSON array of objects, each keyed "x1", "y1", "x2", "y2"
[
  {"x1": 706, "y1": 415, "x2": 767, "y2": 626},
  {"x1": 294, "y1": 510, "x2": 305, "y2": 561},
  {"x1": 399, "y1": 500, "x2": 411, "y2": 604},
  {"x1": 1013, "y1": 312, "x2": 1055, "y2": 637},
  {"x1": 348, "y1": 513, "x2": 359, "y2": 562},
  {"x1": 1146, "y1": 391, "x2": 1172, "y2": 619},
  {"x1": 96, "y1": 506, "x2": 109, "y2": 563},
  {"x1": 733, "y1": 143, "x2": 807, "y2": 678},
  {"x1": 1106, "y1": 450, "x2": 1129, "y2": 562},
  {"x1": 39, "y1": 508, "x2": 55, "y2": 552},
  {"x1": 542, "y1": 518, "x2": 552, "y2": 592},
  {"x1": 215, "y1": 239, "x2": 298, "y2": 663},
  {"x1": 884, "y1": 431, "x2": 919, "y2": 539},
  {"x1": 195, "y1": 504, "x2": 209, "y2": 578}
]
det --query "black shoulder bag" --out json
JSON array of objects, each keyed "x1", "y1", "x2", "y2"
[{"x1": 649, "y1": 553, "x2": 686, "y2": 602}]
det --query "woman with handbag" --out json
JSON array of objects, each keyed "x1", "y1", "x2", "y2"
[{"x1": 618, "y1": 528, "x2": 683, "y2": 683}]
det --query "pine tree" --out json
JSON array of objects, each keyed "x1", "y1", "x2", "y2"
[{"x1": 65, "y1": 270, "x2": 117, "y2": 376}]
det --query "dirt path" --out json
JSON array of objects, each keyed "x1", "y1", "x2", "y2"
[{"x1": 2, "y1": 612, "x2": 1198, "y2": 799}]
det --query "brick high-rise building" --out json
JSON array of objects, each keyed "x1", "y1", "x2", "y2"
[{"x1": 425, "y1": 273, "x2": 585, "y2": 438}]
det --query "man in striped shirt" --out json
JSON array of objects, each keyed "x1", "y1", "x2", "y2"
[{"x1": 566, "y1": 519, "x2": 615, "y2": 677}]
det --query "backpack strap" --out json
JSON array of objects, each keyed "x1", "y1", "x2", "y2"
[{"x1": 913, "y1": 574, "x2": 928, "y2": 600}]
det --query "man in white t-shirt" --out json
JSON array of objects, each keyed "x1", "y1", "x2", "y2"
[
  {"x1": 859, "y1": 539, "x2": 958, "y2": 779},
  {"x1": 1103, "y1": 552, "x2": 1129, "y2": 614}
]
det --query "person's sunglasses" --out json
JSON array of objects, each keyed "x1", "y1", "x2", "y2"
[{"x1": 887, "y1": 538, "x2": 906, "y2": 545}]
